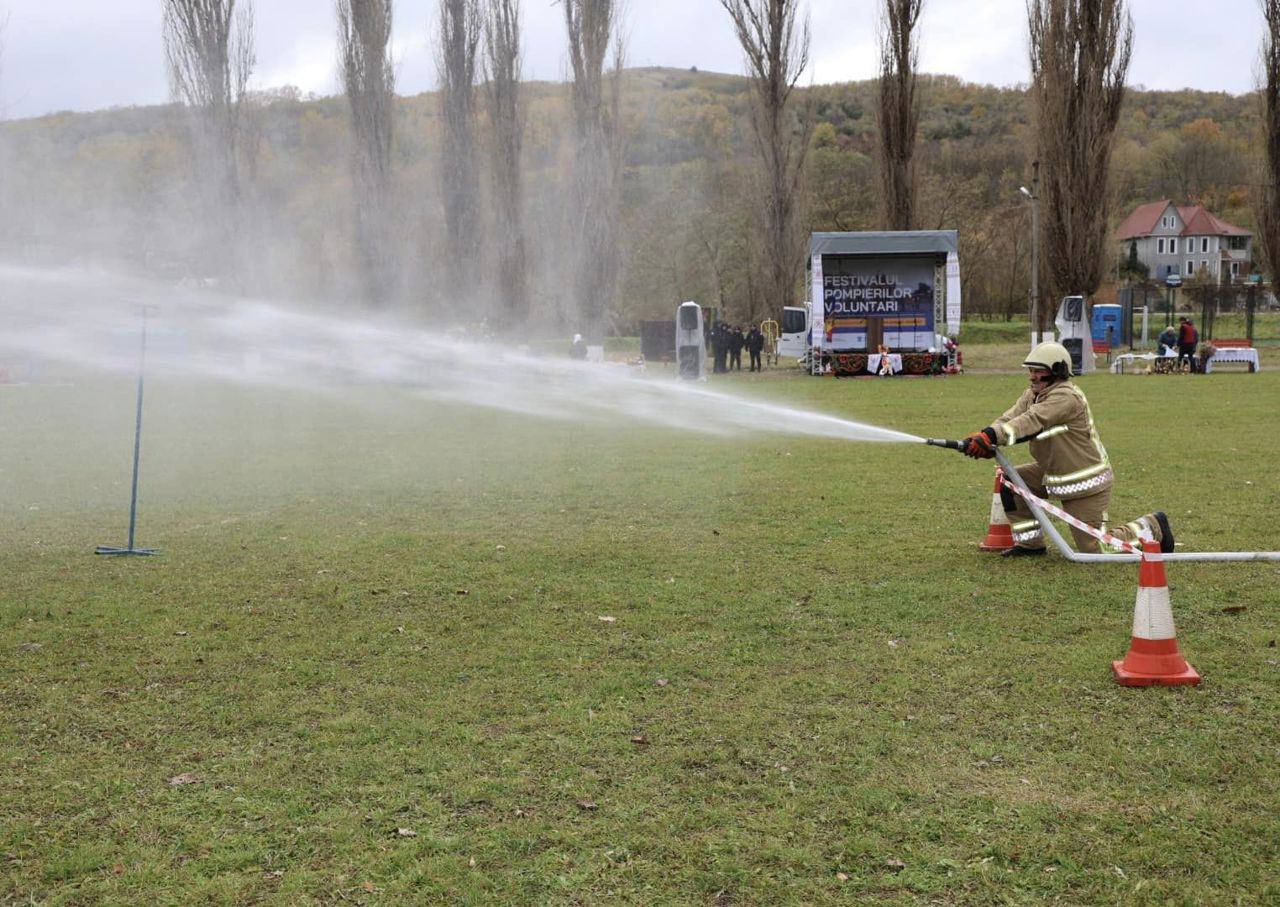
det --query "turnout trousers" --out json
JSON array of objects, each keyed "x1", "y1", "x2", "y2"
[
  {"x1": 1001, "y1": 463, "x2": 1111, "y2": 554},
  {"x1": 1001, "y1": 463, "x2": 1163, "y2": 554}
]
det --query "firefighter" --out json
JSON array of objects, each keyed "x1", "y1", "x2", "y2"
[{"x1": 964, "y1": 341, "x2": 1174, "y2": 557}]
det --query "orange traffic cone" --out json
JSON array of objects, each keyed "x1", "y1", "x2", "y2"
[
  {"x1": 1112, "y1": 540, "x2": 1200, "y2": 686},
  {"x1": 979, "y1": 468, "x2": 1015, "y2": 551}
]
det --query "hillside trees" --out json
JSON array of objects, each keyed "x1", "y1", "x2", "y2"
[
  {"x1": 563, "y1": 0, "x2": 624, "y2": 347},
  {"x1": 439, "y1": 0, "x2": 483, "y2": 311},
  {"x1": 1259, "y1": 0, "x2": 1280, "y2": 280},
  {"x1": 720, "y1": 0, "x2": 813, "y2": 322},
  {"x1": 482, "y1": 0, "x2": 528, "y2": 326},
  {"x1": 876, "y1": 0, "x2": 923, "y2": 230},
  {"x1": 162, "y1": 0, "x2": 256, "y2": 283},
  {"x1": 1, "y1": 68, "x2": 1269, "y2": 329},
  {"x1": 337, "y1": 0, "x2": 396, "y2": 308},
  {"x1": 1028, "y1": 0, "x2": 1132, "y2": 332}
]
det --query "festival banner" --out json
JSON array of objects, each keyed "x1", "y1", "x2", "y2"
[{"x1": 820, "y1": 256, "x2": 936, "y2": 351}]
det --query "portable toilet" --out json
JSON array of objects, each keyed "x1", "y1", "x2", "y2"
[
  {"x1": 676, "y1": 301, "x2": 706, "y2": 380},
  {"x1": 1091, "y1": 303, "x2": 1123, "y2": 347}
]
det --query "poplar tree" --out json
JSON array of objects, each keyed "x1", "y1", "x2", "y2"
[
  {"x1": 439, "y1": 0, "x2": 483, "y2": 308},
  {"x1": 719, "y1": 0, "x2": 812, "y2": 322},
  {"x1": 563, "y1": 0, "x2": 623, "y2": 346},
  {"x1": 1027, "y1": 0, "x2": 1132, "y2": 332},
  {"x1": 876, "y1": 0, "x2": 923, "y2": 231},
  {"x1": 337, "y1": 0, "x2": 396, "y2": 308},
  {"x1": 1257, "y1": 0, "x2": 1280, "y2": 282},
  {"x1": 482, "y1": 0, "x2": 529, "y2": 325},
  {"x1": 162, "y1": 0, "x2": 255, "y2": 282}
]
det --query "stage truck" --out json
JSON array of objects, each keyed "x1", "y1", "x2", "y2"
[{"x1": 778, "y1": 231, "x2": 962, "y2": 376}]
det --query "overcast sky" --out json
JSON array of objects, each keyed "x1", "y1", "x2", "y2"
[{"x1": 0, "y1": 0, "x2": 1265, "y2": 121}]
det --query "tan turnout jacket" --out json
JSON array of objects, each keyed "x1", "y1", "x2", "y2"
[{"x1": 991, "y1": 380, "x2": 1113, "y2": 500}]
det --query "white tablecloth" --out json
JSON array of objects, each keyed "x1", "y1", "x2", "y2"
[
  {"x1": 1204, "y1": 348, "x2": 1260, "y2": 373},
  {"x1": 1110, "y1": 353, "x2": 1176, "y2": 374},
  {"x1": 868, "y1": 353, "x2": 903, "y2": 375}
]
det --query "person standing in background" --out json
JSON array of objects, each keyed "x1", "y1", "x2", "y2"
[
  {"x1": 1177, "y1": 317, "x2": 1199, "y2": 372},
  {"x1": 746, "y1": 325, "x2": 765, "y2": 372},
  {"x1": 729, "y1": 326, "x2": 745, "y2": 371}
]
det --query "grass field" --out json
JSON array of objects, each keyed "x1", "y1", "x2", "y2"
[{"x1": 3, "y1": 362, "x2": 1279, "y2": 905}]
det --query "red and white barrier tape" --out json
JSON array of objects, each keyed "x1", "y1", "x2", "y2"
[{"x1": 999, "y1": 475, "x2": 1141, "y2": 554}]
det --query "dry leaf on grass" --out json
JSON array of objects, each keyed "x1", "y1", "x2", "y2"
[
  {"x1": 167, "y1": 772, "x2": 201, "y2": 786},
  {"x1": 598, "y1": 615, "x2": 616, "y2": 623},
  {"x1": 576, "y1": 799, "x2": 598, "y2": 811},
  {"x1": 630, "y1": 735, "x2": 650, "y2": 746},
  {"x1": 885, "y1": 858, "x2": 906, "y2": 872},
  {"x1": 395, "y1": 828, "x2": 416, "y2": 838}
]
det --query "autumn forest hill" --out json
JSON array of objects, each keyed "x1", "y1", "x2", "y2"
[{"x1": 0, "y1": 67, "x2": 1264, "y2": 325}]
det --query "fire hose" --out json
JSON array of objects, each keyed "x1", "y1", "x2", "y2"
[{"x1": 925, "y1": 438, "x2": 1280, "y2": 563}]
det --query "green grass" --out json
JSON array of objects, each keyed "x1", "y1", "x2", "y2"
[{"x1": 3, "y1": 367, "x2": 1279, "y2": 905}]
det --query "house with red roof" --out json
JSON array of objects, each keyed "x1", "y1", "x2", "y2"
[{"x1": 1115, "y1": 200, "x2": 1252, "y2": 285}]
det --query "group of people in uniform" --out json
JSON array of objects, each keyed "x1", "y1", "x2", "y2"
[{"x1": 708, "y1": 322, "x2": 766, "y2": 373}]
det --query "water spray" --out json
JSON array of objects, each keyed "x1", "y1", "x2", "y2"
[
  {"x1": 95, "y1": 305, "x2": 160, "y2": 558},
  {"x1": 0, "y1": 264, "x2": 928, "y2": 448}
]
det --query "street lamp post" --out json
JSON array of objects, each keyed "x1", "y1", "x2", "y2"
[{"x1": 1020, "y1": 160, "x2": 1041, "y2": 345}]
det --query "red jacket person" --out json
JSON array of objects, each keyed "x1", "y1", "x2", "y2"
[{"x1": 964, "y1": 341, "x2": 1174, "y2": 557}]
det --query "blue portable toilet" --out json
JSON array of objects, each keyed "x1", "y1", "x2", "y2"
[{"x1": 1091, "y1": 304, "x2": 1122, "y2": 345}]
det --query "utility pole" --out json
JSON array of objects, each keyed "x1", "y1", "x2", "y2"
[{"x1": 1020, "y1": 160, "x2": 1041, "y2": 345}]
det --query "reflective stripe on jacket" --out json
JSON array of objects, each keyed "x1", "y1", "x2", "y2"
[{"x1": 991, "y1": 381, "x2": 1113, "y2": 500}]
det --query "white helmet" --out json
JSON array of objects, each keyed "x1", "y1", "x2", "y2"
[{"x1": 1022, "y1": 341, "x2": 1073, "y2": 379}]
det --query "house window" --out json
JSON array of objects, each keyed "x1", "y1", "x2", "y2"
[
  {"x1": 1232, "y1": 261, "x2": 1240, "y2": 276},
  {"x1": 1229, "y1": 235, "x2": 1247, "y2": 251},
  {"x1": 1186, "y1": 237, "x2": 1195, "y2": 254},
  {"x1": 1201, "y1": 237, "x2": 1210, "y2": 253},
  {"x1": 1157, "y1": 238, "x2": 1164, "y2": 254},
  {"x1": 1187, "y1": 260, "x2": 1195, "y2": 276},
  {"x1": 1201, "y1": 259, "x2": 1208, "y2": 273}
]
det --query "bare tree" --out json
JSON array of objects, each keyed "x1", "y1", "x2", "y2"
[
  {"x1": 877, "y1": 0, "x2": 923, "y2": 231},
  {"x1": 438, "y1": 0, "x2": 483, "y2": 307},
  {"x1": 162, "y1": 0, "x2": 255, "y2": 280},
  {"x1": 719, "y1": 0, "x2": 812, "y2": 323},
  {"x1": 482, "y1": 0, "x2": 529, "y2": 326},
  {"x1": 1258, "y1": 0, "x2": 1280, "y2": 282},
  {"x1": 338, "y1": 0, "x2": 396, "y2": 308},
  {"x1": 1027, "y1": 0, "x2": 1132, "y2": 332},
  {"x1": 563, "y1": 0, "x2": 623, "y2": 346}
]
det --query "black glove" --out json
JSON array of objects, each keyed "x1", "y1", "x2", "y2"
[{"x1": 964, "y1": 428, "x2": 997, "y2": 459}]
